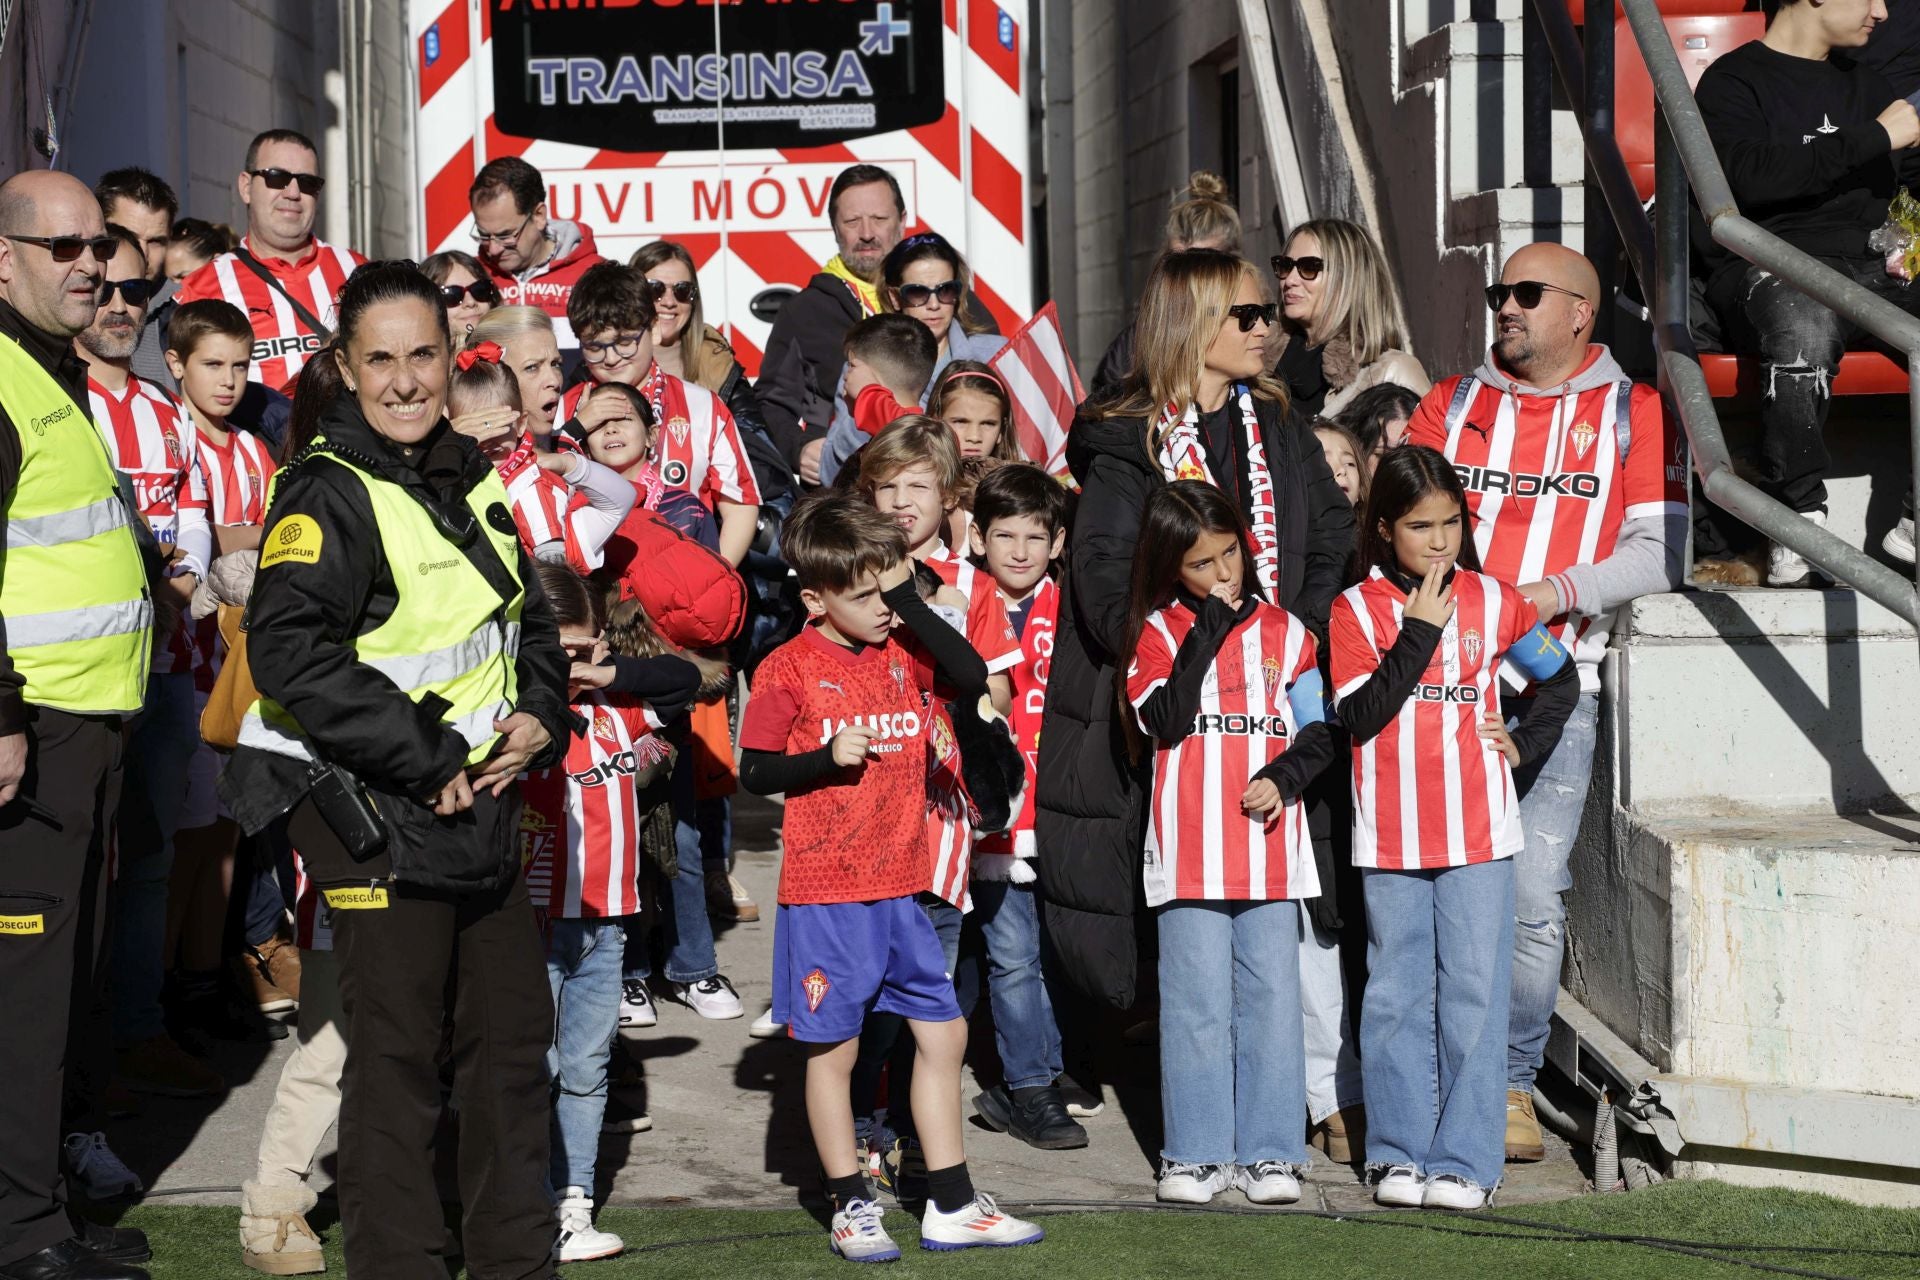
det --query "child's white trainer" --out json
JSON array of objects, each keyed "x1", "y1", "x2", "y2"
[
  {"x1": 828, "y1": 1197, "x2": 900, "y2": 1263},
  {"x1": 917, "y1": 1193, "x2": 1044, "y2": 1251},
  {"x1": 553, "y1": 1187, "x2": 624, "y2": 1262}
]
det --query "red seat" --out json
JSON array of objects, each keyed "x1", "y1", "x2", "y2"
[
  {"x1": 1616, "y1": 13, "x2": 1767, "y2": 202},
  {"x1": 1699, "y1": 352, "x2": 1911, "y2": 399},
  {"x1": 1564, "y1": 1, "x2": 1749, "y2": 24}
]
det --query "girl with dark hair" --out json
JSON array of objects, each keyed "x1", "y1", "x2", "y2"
[
  {"x1": 1328, "y1": 444, "x2": 1577, "y2": 1212},
  {"x1": 1119, "y1": 480, "x2": 1334, "y2": 1207},
  {"x1": 225, "y1": 259, "x2": 573, "y2": 1279}
]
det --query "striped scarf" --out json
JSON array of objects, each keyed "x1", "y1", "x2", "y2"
[{"x1": 1154, "y1": 383, "x2": 1280, "y2": 595}]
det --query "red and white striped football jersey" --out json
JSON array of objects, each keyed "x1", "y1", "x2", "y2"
[
  {"x1": 922, "y1": 548, "x2": 1021, "y2": 677},
  {"x1": 194, "y1": 425, "x2": 278, "y2": 526},
  {"x1": 1126, "y1": 599, "x2": 1320, "y2": 905},
  {"x1": 1329, "y1": 568, "x2": 1540, "y2": 870},
  {"x1": 562, "y1": 365, "x2": 762, "y2": 511},
  {"x1": 1406, "y1": 354, "x2": 1685, "y2": 690},
  {"x1": 175, "y1": 236, "x2": 365, "y2": 391},
  {"x1": 521, "y1": 693, "x2": 669, "y2": 918},
  {"x1": 88, "y1": 375, "x2": 208, "y2": 674},
  {"x1": 976, "y1": 577, "x2": 1058, "y2": 858},
  {"x1": 495, "y1": 436, "x2": 586, "y2": 567},
  {"x1": 925, "y1": 706, "x2": 973, "y2": 910}
]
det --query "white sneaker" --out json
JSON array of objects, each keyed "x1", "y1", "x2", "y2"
[
  {"x1": 1885, "y1": 516, "x2": 1915, "y2": 565},
  {"x1": 918, "y1": 1192, "x2": 1044, "y2": 1251},
  {"x1": 828, "y1": 1197, "x2": 900, "y2": 1263},
  {"x1": 554, "y1": 1187, "x2": 624, "y2": 1262},
  {"x1": 62, "y1": 1131, "x2": 142, "y2": 1199},
  {"x1": 677, "y1": 974, "x2": 744, "y2": 1020},
  {"x1": 1372, "y1": 1163, "x2": 1424, "y2": 1207},
  {"x1": 1767, "y1": 509, "x2": 1828, "y2": 587},
  {"x1": 618, "y1": 979, "x2": 657, "y2": 1028},
  {"x1": 749, "y1": 1006, "x2": 785, "y2": 1039},
  {"x1": 1156, "y1": 1161, "x2": 1232, "y2": 1204},
  {"x1": 1236, "y1": 1160, "x2": 1302, "y2": 1205},
  {"x1": 1423, "y1": 1173, "x2": 1491, "y2": 1211}
]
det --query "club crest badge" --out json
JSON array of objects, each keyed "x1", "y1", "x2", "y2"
[
  {"x1": 802, "y1": 968, "x2": 831, "y2": 1013},
  {"x1": 668, "y1": 415, "x2": 691, "y2": 446},
  {"x1": 889, "y1": 659, "x2": 907, "y2": 694},
  {"x1": 1261, "y1": 655, "x2": 1284, "y2": 701},
  {"x1": 1462, "y1": 628, "x2": 1484, "y2": 669},
  {"x1": 1569, "y1": 419, "x2": 1597, "y2": 461}
]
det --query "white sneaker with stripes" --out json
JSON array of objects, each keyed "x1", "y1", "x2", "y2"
[
  {"x1": 828, "y1": 1197, "x2": 900, "y2": 1263},
  {"x1": 918, "y1": 1193, "x2": 1044, "y2": 1251}
]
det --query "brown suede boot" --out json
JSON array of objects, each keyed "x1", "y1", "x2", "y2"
[
  {"x1": 240, "y1": 1179, "x2": 325, "y2": 1274},
  {"x1": 1309, "y1": 1105, "x2": 1367, "y2": 1163},
  {"x1": 1505, "y1": 1089, "x2": 1546, "y2": 1162}
]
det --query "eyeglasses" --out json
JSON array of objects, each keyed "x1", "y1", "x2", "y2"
[
  {"x1": 895, "y1": 280, "x2": 960, "y2": 309},
  {"x1": 98, "y1": 278, "x2": 159, "y2": 307},
  {"x1": 4, "y1": 234, "x2": 117, "y2": 264},
  {"x1": 1271, "y1": 255, "x2": 1325, "y2": 282},
  {"x1": 580, "y1": 332, "x2": 647, "y2": 364},
  {"x1": 1226, "y1": 302, "x2": 1277, "y2": 332},
  {"x1": 1484, "y1": 280, "x2": 1588, "y2": 311},
  {"x1": 249, "y1": 168, "x2": 326, "y2": 196},
  {"x1": 438, "y1": 281, "x2": 499, "y2": 307},
  {"x1": 645, "y1": 278, "x2": 697, "y2": 304},
  {"x1": 471, "y1": 212, "x2": 534, "y2": 246}
]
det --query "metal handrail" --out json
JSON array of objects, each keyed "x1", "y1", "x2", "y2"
[{"x1": 1530, "y1": 0, "x2": 1920, "y2": 634}]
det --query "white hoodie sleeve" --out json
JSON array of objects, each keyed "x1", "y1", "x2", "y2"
[{"x1": 559, "y1": 455, "x2": 637, "y2": 570}]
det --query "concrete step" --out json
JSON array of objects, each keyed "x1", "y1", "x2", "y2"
[{"x1": 1404, "y1": 19, "x2": 1585, "y2": 198}]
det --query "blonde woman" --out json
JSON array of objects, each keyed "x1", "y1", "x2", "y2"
[
  {"x1": 1272, "y1": 218, "x2": 1429, "y2": 417},
  {"x1": 1091, "y1": 171, "x2": 1244, "y2": 395},
  {"x1": 468, "y1": 304, "x2": 567, "y2": 439},
  {"x1": 1033, "y1": 250, "x2": 1354, "y2": 1026}
]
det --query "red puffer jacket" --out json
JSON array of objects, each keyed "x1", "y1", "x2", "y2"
[{"x1": 598, "y1": 505, "x2": 745, "y2": 649}]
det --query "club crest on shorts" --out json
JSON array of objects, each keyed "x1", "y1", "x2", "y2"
[
  {"x1": 1462, "y1": 627, "x2": 1484, "y2": 669},
  {"x1": 802, "y1": 967, "x2": 831, "y2": 1013},
  {"x1": 1569, "y1": 419, "x2": 1596, "y2": 461}
]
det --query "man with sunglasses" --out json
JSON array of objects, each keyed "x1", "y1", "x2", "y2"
[
  {"x1": 1407, "y1": 241, "x2": 1686, "y2": 1168},
  {"x1": 468, "y1": 157, "x2": 606, "y2": 363},
  {"x1": 0, "y1": 169, "x2": 156, "y2": 1280},
  {"x1": 176, "y1": 129, "x2": 364, "y2": 393}
]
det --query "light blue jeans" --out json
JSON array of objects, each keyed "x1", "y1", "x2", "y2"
[
  {"x1": 973, "y1": 879, "x2": 1063, "y2": 1092},
  {"x1": 111, "y1": 671, "x2": 197, "y2": 1045},
  {"x1": 1507, "y1": 690, "x2": 1599, "y2": 1091},
  {"x1": 1360, "y1": 859, "x2": 1515, "y2": 1188},
  {"x1": 546, "y1": 916, "x2": 628, "y2": 1196},
  {"x1": 1157, "y1": 899, "x2": 1308, "y2": 1168}
]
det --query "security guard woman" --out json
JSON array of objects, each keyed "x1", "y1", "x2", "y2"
[{"x1": 222, "y1": 262, "x2": 570, "y2": 1280}]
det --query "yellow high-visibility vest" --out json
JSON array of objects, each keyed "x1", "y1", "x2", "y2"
[{"x1": 0, "y1": 333, "x2": 150, "y2": 714}]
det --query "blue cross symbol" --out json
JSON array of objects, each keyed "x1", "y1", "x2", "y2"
[{"x1": 859, "y1": 3, "x2": 911, "y2": 56}]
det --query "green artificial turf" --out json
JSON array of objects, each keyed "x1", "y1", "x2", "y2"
[{"x1": 121, "y1": 1179, "x2": 1920, "y2": 1280}]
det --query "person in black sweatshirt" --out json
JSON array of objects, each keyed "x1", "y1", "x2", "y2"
[{"x1": 1692, "y1": 0, "x2": 1920, "y2": 585}]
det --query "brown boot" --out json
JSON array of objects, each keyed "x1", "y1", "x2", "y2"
[
  {"x1": 236, "y1": 934, "x2": 301, "y2": 1012},
  {"x1": 1505, "y1": 1088, "x2": 1546, "y2": 1162},
  {"x1": 240, "y1": 1179, "x2": 325, "y2": 1275},
  {"x1": 1309, "y1": 1105, "x2": 1367, "y2": 1163}
]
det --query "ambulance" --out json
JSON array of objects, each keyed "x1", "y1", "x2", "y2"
[{"x1": 407, "y1": 0, "x2": 1035, "y2": 373}]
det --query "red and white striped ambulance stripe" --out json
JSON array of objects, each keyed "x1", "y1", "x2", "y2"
[
  {"x1": 1127, "y1": 600, "x2": 1319, "y2": 906},
  {"x1": 408, "y1": 0, "x2": 1033, "y2": 375},
  {"x1": 1329, "y1": 569, "x2": 1538, "y2": 871}
]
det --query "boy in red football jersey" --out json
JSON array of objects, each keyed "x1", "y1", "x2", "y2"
[{"x1": 738, "y1": 496, "x2": 1043, "y2": 1263}]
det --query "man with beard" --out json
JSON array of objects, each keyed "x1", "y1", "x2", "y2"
[
  {"x1": 757, "y1": 164, "x2": 909, "y2": 483},
  {"x1": 78, "y1": 227, "x2": 223, "y2": 1110},
  {"x1": 1405, "y1": 242, "x2": 1685, "y2": 1166},
  {"x1": 91, "y1": 169, "x2": 179, "y2": 392}
]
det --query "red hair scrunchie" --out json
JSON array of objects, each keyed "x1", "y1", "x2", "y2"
[{"x1": 455, "y1": 340, "x2": 503, "y2": 372}]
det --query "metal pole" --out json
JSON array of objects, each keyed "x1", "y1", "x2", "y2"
[{"x1": 1653, "y1": 104, "x2": 1695, "y2": 573}]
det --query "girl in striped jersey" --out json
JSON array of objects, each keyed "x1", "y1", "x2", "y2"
[
  {"x1": 1328, "y1": 446, "x2": 1576, "y2": 1211},
  {"x1": 1122, "y1": 481, "x2": 1336, "y2": 1208}
]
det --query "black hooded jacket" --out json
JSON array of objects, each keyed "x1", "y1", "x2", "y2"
[{"x1": 1033, "y1": 392, "x2": 1355, "y2": 1007}]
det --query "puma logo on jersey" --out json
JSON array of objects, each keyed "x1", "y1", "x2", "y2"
[
  {"x1": 817, "y1": 680, "x2": 846, "y2": 696},
  {"x1": 1462, "y1": 420, "x2": 1492, "y2": 441},
  {"x1": 1453, "y1": 464, "x2": 1602, "y2": 500}
]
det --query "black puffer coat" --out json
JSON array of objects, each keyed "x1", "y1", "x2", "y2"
[{"x1": 1033, "y1": 395, "x2": 1355, "y2": 1007}]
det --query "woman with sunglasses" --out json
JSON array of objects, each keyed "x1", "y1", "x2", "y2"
[
  {"x1": 422, "y1": 250, "x2": 501, "y2": 342},
  {"x1": 1271, "y1": 219, "x2": 1428, "y2": 418},
  {"x1": 1033, "y1": 251, "x2": 1355, "y2": 1022}
]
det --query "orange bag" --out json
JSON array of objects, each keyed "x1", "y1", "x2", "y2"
[{"x1": 198, "y1": 604, "x2": 255, "y2": 750}]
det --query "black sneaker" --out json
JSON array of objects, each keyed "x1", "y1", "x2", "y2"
[{"x1": 973, "y1": 1085, "x2": 1089, "y2": 1151}]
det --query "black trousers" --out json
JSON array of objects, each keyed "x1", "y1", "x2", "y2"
[
  {"x1": 0, "y1": 708, "x2": 122, "y2": 1265},
  {"x1": 297, "y1": 799, "x2": 556, "y2": 1280}
]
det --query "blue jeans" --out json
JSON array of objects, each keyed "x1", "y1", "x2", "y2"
[
  {"x1": 111, "y1": 671, "x2": 197, "y2": 1045},
  {"x1": 1157, "y1": 899, "x2": 1308, "y2": 1168},
  {"x1": 623, "y1": 755, "x2": 718, "y2": 985},
  {"x1": 851, "y1": 894, "x2": 961, "y2": 1144},
  {"x1": 547, "y1": 916, "x2": 627, "y2": 1196},
  {"x1": 1361, "y1": 859, "x2": 1515, "y2": 1188},
  {"x1": 1506, "y1": 690, "x2": 1598, "y2": 1091},
  {"x1": 972, "y1": 880, "x2": 1062, "y2": 1092}
]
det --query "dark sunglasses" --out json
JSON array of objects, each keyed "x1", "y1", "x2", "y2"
[
  {"x1": 1226, "y1": 302, "x2": 1278, "y2": 332},
  {"x1": 1271, "y1": 254, "x2": 1325, "y2": 282},
  {"x1": 439, "y1": 281, "x2": 499, "y2": 306},
  {"x1": 250, "y1": 168, "x2": 326, "y2": 196},
  {"x1": 5, "y1": 234, "x2": 117, "y2": 264},
  {"x1": 895, "y1": 280, "x2": 961, "y2": 309},
  {"x1": 1484, "y1": 280, "x2": 1587, "y2": 311},
  {"x1": 99, "y1": 278, "x2": 159, "y2": 307},
  {"x1": 645, "y1": 278, "x2": 697, "y2": 304}
]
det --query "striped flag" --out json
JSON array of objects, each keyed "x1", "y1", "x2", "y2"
[{"x1": 991, "y1": 302, "x2": 1083, "y2": 478}]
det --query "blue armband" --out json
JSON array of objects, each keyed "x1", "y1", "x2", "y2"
[
  {"x1": 1287, "y1": 667, "x2": 1327, "y2": 727},
  {"x1": 1506, "y1": 624, "x2": 1570, "y2": 682}
]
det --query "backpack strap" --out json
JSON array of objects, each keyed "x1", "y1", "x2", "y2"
[{"x1": 1613, "y1": 380, "x2": 1634, "y2": 467}]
